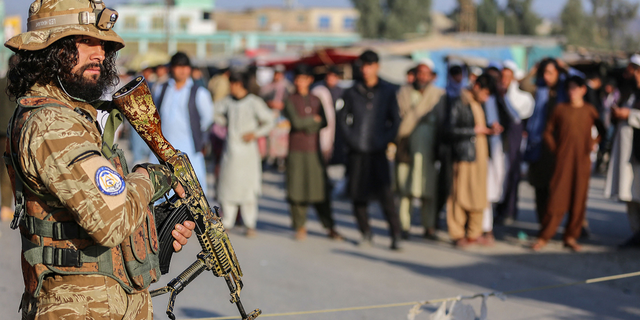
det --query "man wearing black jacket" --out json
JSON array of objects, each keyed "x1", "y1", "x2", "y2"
[{"x1": 337, "y1": 50, "x2": 402, "y2": 250}]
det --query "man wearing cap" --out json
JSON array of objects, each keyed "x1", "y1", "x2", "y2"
[
  {"x1": 494, "y1": 61, "x2": 534, "y2": 225},
  {"x1": 152, "y1": 52, "x2": 214, "y2": 197},
  {"x1": 5, "y1": 1, "x2": 195, "y2": 318},
  {"x1": 395, "y1": 59, "x2": 444, "y2": 239},
  {"x1": 606, "y1": 54, "x2": 640, "y2": 248}
]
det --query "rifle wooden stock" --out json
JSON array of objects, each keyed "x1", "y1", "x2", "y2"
[
  {"x1": 112, "y1": 76, "x2": 261, "y2": 320},
  {"x1": 112, "y1": 76, "x2": 176, "y2": 162}
]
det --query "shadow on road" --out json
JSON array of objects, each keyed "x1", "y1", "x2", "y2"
[
  {"x1": 179, "y1": 307, "x2": 226, "y2": 318},
  {"x1": 331, "y1": 248, "x2": 640, "y2": 320}
]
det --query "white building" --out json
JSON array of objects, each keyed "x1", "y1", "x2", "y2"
[
  {"x1": 114, "y1": 0, "x2": 216, "y2": 57},
  {"x1": 114, "y1": 0, "x2": 361, "y2": 64}
]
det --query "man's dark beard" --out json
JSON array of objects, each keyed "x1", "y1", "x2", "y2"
[
  {"x1": 59, "y1": 63, "x2": 110, "y2": 102},
  {"x1": 413, "y1": 80, "x2": 429, "y2": 91}
]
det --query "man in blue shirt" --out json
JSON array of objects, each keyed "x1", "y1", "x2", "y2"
[{"x1": 153, "y1": 52, "x2": 214, "y2": 196}]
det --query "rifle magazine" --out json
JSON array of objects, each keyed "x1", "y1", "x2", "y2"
[{"x1": 155, "y1": 197, "x2": 193, "y2": 274}]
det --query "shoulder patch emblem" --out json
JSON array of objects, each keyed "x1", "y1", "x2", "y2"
[{"x1": 95, "y1": 166, "x2": 126, "y2": 196}]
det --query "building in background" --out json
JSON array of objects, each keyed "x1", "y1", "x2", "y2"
[
  {"x1": 114, "y1": 0, "x2": 216, "y2": 59},
  {"x1": 215, "y1": 7, "x2": 358, "y2": 34},
  {"x1": 114, "y1": 0, "x2": 361, "y2": 66}
]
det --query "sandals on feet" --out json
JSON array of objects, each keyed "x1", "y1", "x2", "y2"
[
  {"x1": 564, "y1": 239, "x2": 582, "y2": 252},
  {"x1": 531, "y1": 239, "x2": 547, "y2": 251}
]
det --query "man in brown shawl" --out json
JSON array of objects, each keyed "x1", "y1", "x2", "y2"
[{"x1": 395, "y1": 59, "x2": 444, "y2": 239}]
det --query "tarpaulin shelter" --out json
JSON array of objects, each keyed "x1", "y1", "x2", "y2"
[{"x1": 260, "y1": 48, "x2": 360, "y2": 70}]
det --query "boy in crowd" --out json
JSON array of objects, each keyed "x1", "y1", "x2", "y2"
[
  {"x1": 215, "y1": 72, "x2": 275, "y2": 237},
  {"x1": 284, "y1": 64, "x2": 342, "y2": 240},
  {"x1": 533, "y1": 76, "x2": 605, "y2": 252}
]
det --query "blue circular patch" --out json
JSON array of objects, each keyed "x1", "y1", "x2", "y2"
[{"x1": 95, "y1": 166, "x2": 126, "y2": 196}]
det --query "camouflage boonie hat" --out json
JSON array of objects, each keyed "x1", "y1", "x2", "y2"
[{"x1": 5, "y1": 0, "x2": 125, "y2": 52}]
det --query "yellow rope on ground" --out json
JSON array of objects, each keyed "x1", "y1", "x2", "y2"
[{"x1": 198, "y1": 270, "x2": 640, "y2": 320}]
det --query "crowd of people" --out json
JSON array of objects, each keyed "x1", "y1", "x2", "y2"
[
  {"x1": 2, "y1": 1, "x2": 639, "y2": 317},
  {"x1": 6, "y1": 47, "x2": 640, "y2": 252},
  {"x1": 123, "y1": 49, "x2": 640, "y2": 252}
]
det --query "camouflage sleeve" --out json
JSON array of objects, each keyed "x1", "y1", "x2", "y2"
[
  {"x1": 131, "y1": 163, "x2": 177, "y2": 202},
  {"x1": 20, "y1": 107, "x2": 155, "y2": 248}
]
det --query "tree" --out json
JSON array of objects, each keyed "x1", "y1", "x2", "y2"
[
  {"x1": 384, "y1": 0, "x2": 432, "y2": 38},
  {"x1": 351, "y1": 0, "x2": 432, "y2": 39},
  {"x1": 560, "y1": 0, "x2": 593, "y2": 47},
  {"x1": 449, "y1": 0, "x2": 540, "y2": 35},
  {"x1": 503, "y1": 0, "x2": 541, "y2": 35},
  {"x1": 591, "y1": 0, "x2": 639, "y2": 50},
  {"x1": 559, "y1": 0, "x2": 639, "y2": 50},
  {"x1": 351, "y1": 0, "x2": 384, "y2": 39},
  {"x1": 476, "y1": 0, "x2": 501, "y2": 33}
]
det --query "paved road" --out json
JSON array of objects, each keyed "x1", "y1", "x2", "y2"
[{"x1": 1, "y1": 170, "x2": 639, "y2": 320}]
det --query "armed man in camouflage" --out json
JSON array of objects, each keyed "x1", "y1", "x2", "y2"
[{"x1": 4, "y1": 0, "x2": 196, "y2": 319}]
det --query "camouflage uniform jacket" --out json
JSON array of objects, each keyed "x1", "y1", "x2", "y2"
[{"x1": 7, "y1": 82, "x2": 172, "y2": 301}]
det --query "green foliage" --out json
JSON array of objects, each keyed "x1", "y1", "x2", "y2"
[
  {"x1": 450, "y1": 0, "x2": 541, "y2": 35},
  {"x1": 560, "y1": 0, "x2": 639, "y2": 50},
  {"x1": 351, "y1": 0, "x2": 384, "y2": 39},
  {"x1": 503, "y1": 0, "x2": 541, "y2": 35},
  {"x1": 385, "y1": 0, "x2": 432, "y2": 38},
  {"x1": 560, "y1": 0, "x2": 593, "y2": 47},
  {"x1": 351, "y1": 0, "x2": 432, "y2": 39},
  {"x1": 593, "y1": 0, "x2": 639, "y2": 50},
  {"x1": 477, "y1": 0, "x2": 500, "y2": 33}
]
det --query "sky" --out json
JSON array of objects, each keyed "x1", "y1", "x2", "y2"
[{"x1": 4, "y1": 0, "x2": 638, "y2": 22}]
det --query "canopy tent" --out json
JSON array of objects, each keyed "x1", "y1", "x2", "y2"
[{"x1": 411, "y1": 45, "x2": 563, "y2": 88}]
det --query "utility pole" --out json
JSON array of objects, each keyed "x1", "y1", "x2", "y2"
[{"x1": 458, "y1": 0, "x2": 477, "y2": 33}]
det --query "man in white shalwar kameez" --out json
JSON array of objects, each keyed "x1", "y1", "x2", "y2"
[
  {"x1": 494, "y1": 61, "x2": 534, "y2": 225},
  {"x1": 215, "y1": 72, "x2": 275, "y2": 237},
  {"x1": 605, "y1": 54, "x2": 640, "y2": 247}
]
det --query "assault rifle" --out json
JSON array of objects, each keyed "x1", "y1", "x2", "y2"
[{"x1": 112, "y1": 76, "x2": 261, "y2": 320}]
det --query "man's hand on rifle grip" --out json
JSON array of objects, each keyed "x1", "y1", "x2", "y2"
[{"x1": 134, "y1": 167, "x2": 195, "y2": 252}]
